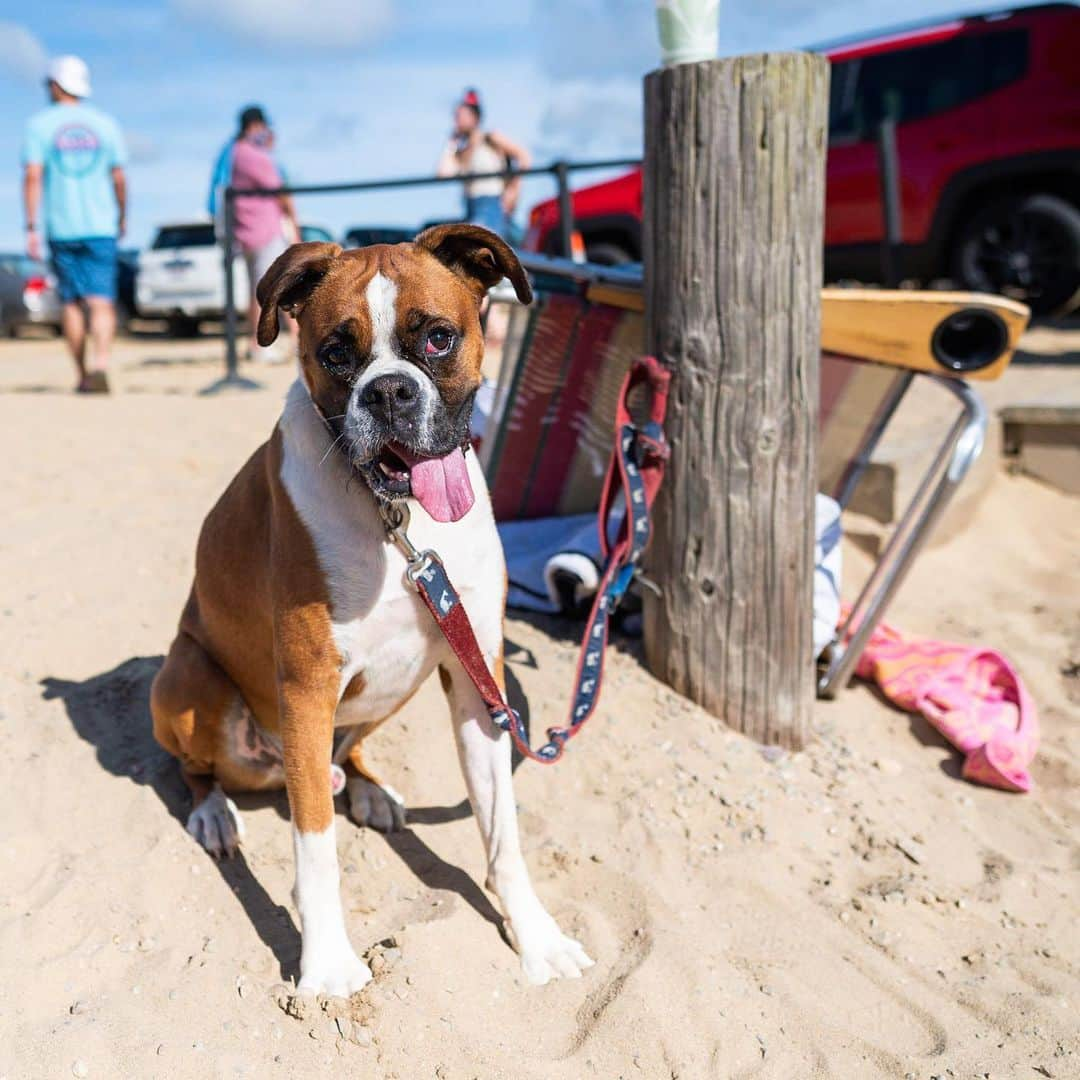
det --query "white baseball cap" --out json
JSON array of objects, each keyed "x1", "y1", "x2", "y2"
[{"x1": 47, "y1": 55, "x2": 92, "y2": 99}]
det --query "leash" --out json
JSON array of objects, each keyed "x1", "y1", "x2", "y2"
[{"x1": 380, "y1": 356, "x2": 671, "y2": 764}]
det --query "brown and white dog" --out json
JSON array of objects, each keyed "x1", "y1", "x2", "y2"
[{"x1": 150, "y1": 225, "x2": 593, "y2": 994}]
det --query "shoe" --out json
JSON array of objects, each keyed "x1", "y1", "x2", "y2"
[{"x1": 77, "y1": 371, "x2": 110, "y2": 394}]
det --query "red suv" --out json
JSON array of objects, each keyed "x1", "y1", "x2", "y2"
[{"x1": 525, "y1": 4, "x2": 1080, "y2": 314}]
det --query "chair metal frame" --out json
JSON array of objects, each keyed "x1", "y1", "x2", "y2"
[{"x1": 817, "y1": 374, "x2": 986, "y2": 696}]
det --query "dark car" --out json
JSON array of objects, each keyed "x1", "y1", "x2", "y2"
[
  {"x1": 116, "y1": 248, "x2": 139, "y2": 326},
  {"x1": 526, "y1": 4, "x2": 1080, "y2": 314},
  {"x1": 300, "y1": 225, "x2": 335, "y2": 244},
  {"x1": 343, "y1": 226, "x2": 415, "y2": 248}
]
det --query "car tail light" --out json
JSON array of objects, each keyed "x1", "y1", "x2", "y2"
[
  {"x1": 526, "y1": 203, "x2": 559, "y2": 252},
  {"x1": 23, "y1": 275, "x2": 50, "y2": 311}
]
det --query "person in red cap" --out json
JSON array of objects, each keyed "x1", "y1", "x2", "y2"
[{"x1": 436, "y1": 88, "x2": 530, "y2": 238}]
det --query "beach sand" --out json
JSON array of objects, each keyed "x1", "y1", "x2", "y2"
[{"x1": 0, "y1": 334, "x2": 1077, "y2": 1079}]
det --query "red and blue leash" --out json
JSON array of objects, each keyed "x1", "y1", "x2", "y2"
[{"x1": 382, "y1": 356, "x2": 671, "y2": 764}]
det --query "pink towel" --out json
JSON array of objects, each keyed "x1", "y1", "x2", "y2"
[{"x1": 849, "y1": 615, "x2": 1039, "y2": 793}]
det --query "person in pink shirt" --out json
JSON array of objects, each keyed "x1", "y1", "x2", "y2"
[{"x1": 230, "y1": 107, "x2": 299, "y2": 361}]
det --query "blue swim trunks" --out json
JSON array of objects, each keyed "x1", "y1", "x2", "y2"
[
  {"x1": 465, "y1": 194, "x2": 508, "y2": 238},
  {"x1": 49, "y1": 237, "x2": 118, "y2": 302}
]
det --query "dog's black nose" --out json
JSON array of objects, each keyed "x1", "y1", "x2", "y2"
[{"x1": 362, "y1": 373, "x2": 420, "y2": 425}]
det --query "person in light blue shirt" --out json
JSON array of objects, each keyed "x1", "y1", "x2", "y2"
[{"x1": 22, "y1": 55, "x2": 127, "y2": 393}]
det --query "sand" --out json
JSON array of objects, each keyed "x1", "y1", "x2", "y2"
[{"x1": 0, "y1": 333, "x2": 1077, "y2": 1080}]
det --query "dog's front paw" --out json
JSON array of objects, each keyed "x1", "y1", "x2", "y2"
[
  {"x1": 298, "y1": 943, "x2": 373, "y2": 998},
  {"x1": 509, "y1": 913, "x2": 595, "y2": 986},
  {"x1": 347, "y1": 777, "x2": 406, "y2": 832},
  {"x1": 187, "y1": 786, "x2": 245, "y2": 858}
]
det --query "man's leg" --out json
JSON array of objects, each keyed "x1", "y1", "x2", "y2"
[
  {"x1": 86, "y1": 297, "x2": 116, "y2": 373},
  {"x1": 60, "y1": 302, "x2": 88, "y2": 385},
  {"x1": 246, "y1": 251, "x2": 261, "y2": 357},
  {"x1": 250, "y1": 238, "x2": 293, "y2": 361}
]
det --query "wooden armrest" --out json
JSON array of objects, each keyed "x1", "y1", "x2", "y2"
[
  {"x1": 820, "y1": 289, "x2": 1030, "y2": 381},
  {"x1": 581, "y1": 282, "x2": 1031, "y2": 381}
]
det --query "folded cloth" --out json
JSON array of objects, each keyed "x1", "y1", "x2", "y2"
[
  {"x1": 850, "y1": 613, "x2": 1039, "y2": 792},
  {"x1": 470, "y1": 378, "x2": 497, "y2": 444},
  {"x1": 498, "y1": 514, "x2": 601, "y2": 614}
]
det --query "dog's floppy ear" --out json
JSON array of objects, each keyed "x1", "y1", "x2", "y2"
[
  {"x1": 414, "y1": 223, "x2": 532, "y2": 305},
  {"x1": 255, "y1": 241, "x2": 342, "y2": 345}
]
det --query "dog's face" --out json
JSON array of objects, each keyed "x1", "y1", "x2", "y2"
[{"x1": 256, "y1": 225, "x2": 531, "y2": 521}]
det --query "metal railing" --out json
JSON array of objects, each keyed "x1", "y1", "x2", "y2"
[{"x1": 219, "y1": 156, "x2": 641, "y2": 382}]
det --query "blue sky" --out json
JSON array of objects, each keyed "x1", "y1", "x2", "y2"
[{"x1": 0, "y1": 0, "x2": 1044, "y2": 250}]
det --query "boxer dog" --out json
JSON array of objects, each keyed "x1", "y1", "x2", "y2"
[{"x1": 151, "y1": 225, "x2": 593, "y2": 994}]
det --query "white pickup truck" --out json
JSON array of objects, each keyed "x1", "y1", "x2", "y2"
[{"x1": 137, "y1": 222, "x2": 334, "y2": 335}]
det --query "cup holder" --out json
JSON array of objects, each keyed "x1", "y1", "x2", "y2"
[{"x1": 931, "y1": 308, "x2": 1009, "y2": 373}]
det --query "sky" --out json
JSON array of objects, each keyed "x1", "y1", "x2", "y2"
[{"x1": 0, "y1": 0, "x2": 1047, "y2": 250}]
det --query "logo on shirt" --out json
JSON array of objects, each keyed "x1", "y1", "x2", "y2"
[{"x1": 53, "y1": 124, "x2": 102, "y2": 178}]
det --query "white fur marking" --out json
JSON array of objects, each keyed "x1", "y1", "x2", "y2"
[
  {"x1": 352, "y1": 272, "x2": 436, "y2": 445},
  {"x1": 293, "y1": 824, "x2": 372, "y2": 996},
  {"x1": 365, "y1": 272, "x2": 397, "y2": 365}
]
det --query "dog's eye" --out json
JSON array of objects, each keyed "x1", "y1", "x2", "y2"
[
  {"x1": 424, "y1": 328, "x2": 455, "y2": 358},
  {"x1": 320, "y1": 346, "x2": 352, "y2": 376}
]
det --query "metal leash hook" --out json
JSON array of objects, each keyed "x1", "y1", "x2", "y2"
[
  {"x1": 378, "y1": 502, "x2": 437, "y2": 582},
  {"x1": 633, "y1": 568, "x2": 663, "y2": 598}
]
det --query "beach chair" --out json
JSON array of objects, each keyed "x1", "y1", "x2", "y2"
[{"x1": 482, "y1": 256, "x2": 1029, "y2": 696}]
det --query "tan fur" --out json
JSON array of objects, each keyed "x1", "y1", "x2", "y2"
[{"x1": 152, "y1": 428, "x2": 341, "y2": 831}]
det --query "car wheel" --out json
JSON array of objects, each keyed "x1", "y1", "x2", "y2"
[
  {"x1": 166, "y1": 315, "x2": 201, "y2": 337},
  {"x1": 953, "y1": 193, "x2": 1080, "y2": 316},
  {"x1": 585, "y1": 241, "x2": 634, "y2": 267}
]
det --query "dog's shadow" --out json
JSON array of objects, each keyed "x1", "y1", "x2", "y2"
[
  {"x1": 41, "y1": 657, "x2": 302, "y2": 979},
  {"x1": 41, "y1": 652, "x2": 535, "y2": 980}
]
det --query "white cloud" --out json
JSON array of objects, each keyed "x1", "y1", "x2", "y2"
[
  {"x1": 0, "y1": 21, "x2": 47, "y2": 84},
  {"x1": 536, "y1": 78, "x2": 642, "y2": 161},
  {"x1": 170, "y1": 0, "x2": 394, "y2": 50},
  {"x1": 528, "y1": 3, "x2": 651, "y2": 164},
  {"x1": 534, "y1": 1, "x2": 658, "y2": 80}
]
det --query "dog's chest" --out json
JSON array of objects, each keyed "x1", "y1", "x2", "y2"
[
  {"x1": 326, "y1": 519, "x2": 495, "y2": 725},
  {"x1": 279, "y1": 387, "x2": 504, "y2": 727}
]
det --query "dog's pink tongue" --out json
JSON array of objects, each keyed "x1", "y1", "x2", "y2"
[{"x1": 402, "y1": 447, "x2": 475, "y2": 523}]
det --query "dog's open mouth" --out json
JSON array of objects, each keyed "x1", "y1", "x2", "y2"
[
  {"x1": 372, "y1": 444, "x2": 412, "y2": 495},
  {"x1": 365, "y1": 441, "x2": 475, "y2": 523}
]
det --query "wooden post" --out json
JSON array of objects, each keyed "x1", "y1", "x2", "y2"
[{"x1": 642, "y1": 53, "x2": 828, "y2": 748}]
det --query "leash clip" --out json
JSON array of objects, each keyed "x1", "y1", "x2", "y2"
[
  {"x1": 634, "y1": 569, "x2": 663, "y2": 598},
  {"x1": 379, "y1": 502, "x2": 438, "y2": 583}
]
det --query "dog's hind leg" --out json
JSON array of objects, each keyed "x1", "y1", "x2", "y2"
[
  {"x1": 343, "y1": 734, "x2": 406, "y2": 833},
  {"x1": 151, "y1": 631, "x2": 257, "y2": 857}
]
